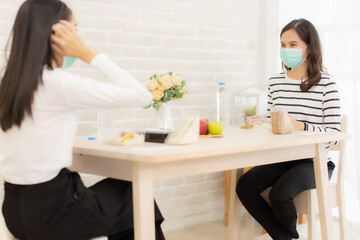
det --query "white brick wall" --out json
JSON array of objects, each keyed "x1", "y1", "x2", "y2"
[{"x1": 0, "y1": 0, "x2": 262, "y2": 233}]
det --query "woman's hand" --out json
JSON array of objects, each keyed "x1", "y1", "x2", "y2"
[
  {"x1": 246, "y1": 115, "x2": 264, "y2": 125},
  {"x1": 51, "y1": 20, "x2": 97, "y2": 64},
  {"x1": 288, "y1": 113, "x2": 305, "y2": 131}
]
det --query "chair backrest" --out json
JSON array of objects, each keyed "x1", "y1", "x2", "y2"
[{"x1": 330, "y1": 115, "x2": 348, "y2": 188}]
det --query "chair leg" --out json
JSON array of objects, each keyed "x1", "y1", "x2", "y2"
[
  {"x1": 245, "y1": 211, "x2": 255, "y2": 240},
  {"x1": 338, "y1": 205, "x2": 346, "y2": 240},
  {"x1": 307, "y1": 191, "x2": 317, "y2": 240},
  {"x1": 338, "y1": 189, "x2": 346, "y2": 240},
  {"x1": 298, "y1": 214, "x2": 307, "y2": 224}
]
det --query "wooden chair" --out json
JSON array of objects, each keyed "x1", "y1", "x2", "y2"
[
  {"x1": 299, "y1": 114, "x2": 347, "y2": 239},
  {"x1": 227, "y1": 115, "x2": 348, "y2": 240},
  {"x1": 259, "y1": 115, "x2": 348, "y2": 239},
  {"x1": 224, "y1": 168, "x2": 306, "y2": 227}
]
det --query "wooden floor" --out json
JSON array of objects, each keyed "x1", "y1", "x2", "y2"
[
  {"x1": 165, "y1": 220, "x2": 360, "y2": 240},
  {"x1": 1, "y1": 203, "x2": 360, "y2": 239},
  {"x1": 165, "y1": 222, "x2": 229, "y2": 240},
  {"x1": 164, "y1": 221, "x2": 263, "y2": 240}
]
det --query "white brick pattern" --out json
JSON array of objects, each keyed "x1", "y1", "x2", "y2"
[{"x1": 0, "y1": 0, "x2": 261, "y2": 232}]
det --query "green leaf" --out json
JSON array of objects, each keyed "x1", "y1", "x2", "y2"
[
  {"x1": 168, "y1": 90, "x2": 175, "y2": 97},
  {"x1": 175, "y1": 89, "x2": 181, "y2": 97},
  {"x1": 164, "y1": 89, "x2": 171, "y2": 99},
  {"x1": 153, "y1": 102, "x2": 160, "y2": 111},
  {"x1": 180, "y1": 80, "x2": 186, "y2": 88},
  {"x1": 169, "y1": 72, "x2": 173, "y2": 76},
  {"x1": 143, "y1": 103, "x2": 152, "y2": 109},
  {"x1": 243, "y1": 106, "x2": 257, "y2": 117}
]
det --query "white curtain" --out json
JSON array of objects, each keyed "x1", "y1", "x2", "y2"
[{"x1": 272, "y1": 0, "x2": 360, "y2": 223}]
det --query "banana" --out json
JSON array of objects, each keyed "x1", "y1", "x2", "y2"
[{"x1": 120, "y1": 132, "x2": 133, "y2": 143}]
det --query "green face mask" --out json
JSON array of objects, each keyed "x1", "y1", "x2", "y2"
[
  {"x1": 62, "y1": 56, "x2": 77, "y2": 69},
  {"x1": 280, "y1": 45, "x2": 309, "y2": 69}
]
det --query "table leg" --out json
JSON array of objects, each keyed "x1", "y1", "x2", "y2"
[
  {"x1": 224, "y1": 170, "x2": 232, "y2": 226},
  {"x1": 132, "y1": 163, "x2": 156, "y2": 240},
  {"x1": 225, "y1": 167, "x2": 253, "y2": 227},
  {"x1": 313, "y1": 143, "x2": 335, "y2": 240},
  {"x1": 228, "y1": 169, "x2": 242, "y2": 240}
]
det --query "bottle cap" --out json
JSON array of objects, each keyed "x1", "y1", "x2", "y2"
[
  {"x1": 88, "y1": 137, "x2": 96, "y2": 140},
  {"x1": 218, "y1": 82, "x2": 225, "y2": 86}
]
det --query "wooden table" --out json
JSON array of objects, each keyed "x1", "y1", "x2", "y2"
[{"x1": 71, "y1": 128, "x2": 348, "y2": 240}]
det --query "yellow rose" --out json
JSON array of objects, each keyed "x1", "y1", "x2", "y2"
[
  {"x1": 172, "y1": 76, "x2": 182, "y2": 87},
  {"x1": 156, "y1": 73, "x2": 166, "y2": 78},
  {"x1": 152, "y1": 90, "x2": 164, "y2": 101},
  {"x1": 158, "y1": 75, "x2": 173, "y2": 90},
  {"x1": 156, "y1": 84, "x2": 165, "y2": 92},
  {"x1": 146, "y1": 79, "x2": 159, "y2": 91}
]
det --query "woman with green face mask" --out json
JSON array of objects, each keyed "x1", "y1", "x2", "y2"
[
  {"x1": 0, "y1": 1, "x2": 165, "y2": 239},
  {"x1": 236, "y1": 19, "x2": 341, "y2": 240}
]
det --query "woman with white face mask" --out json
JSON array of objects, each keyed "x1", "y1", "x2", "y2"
[{"x1": 236, "y1": 19, "x2": 341, "y2": 240}]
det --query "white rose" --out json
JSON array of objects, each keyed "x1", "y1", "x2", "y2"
[
  {"x1": 158, "y1": 75, "x2": 173, "y2": 90},
  {"x1": 152, "y1": 90, "x2": 164, "y2": 101},
  {"x1": 172, "y1": 76, "x2": 182, "y2": 87},
  {"x1": 146, "y1": 79, "x2": 159, "y2": 91}
]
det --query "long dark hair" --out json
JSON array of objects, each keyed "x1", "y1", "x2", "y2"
[
  {"x1": 281, "y1": 19, "x2": 324, "y2": 92},
  {"x1": 0, "y1": 0, "x2": 71, "y2": 131}
]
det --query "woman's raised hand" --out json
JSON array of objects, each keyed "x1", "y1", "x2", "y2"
[{"x1": 51, "y1": 20, "x2": 96, "y2": 64}]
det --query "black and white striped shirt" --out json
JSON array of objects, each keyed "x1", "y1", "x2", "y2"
[{"x1": 267, "y1": 72, "x2": 341, "y2": 158}]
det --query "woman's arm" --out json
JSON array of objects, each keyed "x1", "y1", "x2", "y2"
[
  {"x1": 266, "y1": 85, "x2": 273, "y2": 119},
  {"x1": 57, "y1": 68, "x2": 152, "y2": 110},
  {"x1": 303, "y1": 79, "x2": 341, "y2": 133},
  {"x1": 277, "y1": 78, "x2": 341, "y2": 133},
  {"x1": 50, "y1": 20, "x2": 152, "y2": 110}
]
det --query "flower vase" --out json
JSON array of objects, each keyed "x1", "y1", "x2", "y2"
[{"x1": 155, "y1": 103, "x2": 174, "y2": 130}]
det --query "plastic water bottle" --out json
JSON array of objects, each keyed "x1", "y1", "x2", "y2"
[
  {"x1": 98, "y1": 110, "x2": 113, "y2": 139},
  {"x1": 216, "y1": 82, "x2": 230, "y2": 127}
]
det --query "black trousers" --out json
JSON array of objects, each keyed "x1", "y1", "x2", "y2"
[
  {"x1": 2, "y1": 168, "x2": 165, "y2": 240},
  {"x1": 236, "y1": 159, "x2": 335, "y2": 240}
]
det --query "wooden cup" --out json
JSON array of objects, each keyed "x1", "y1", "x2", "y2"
[{"x1": 271, "y1": 111, "x2": 293, "y2": 134}]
